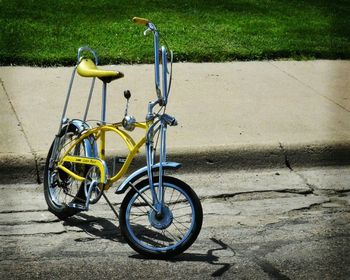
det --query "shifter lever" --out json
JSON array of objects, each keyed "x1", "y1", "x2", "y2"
[{"x1": 124, "y1": 90, "x2": 131, "y2": 116}]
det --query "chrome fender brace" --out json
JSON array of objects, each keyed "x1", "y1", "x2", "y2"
[{"x1": 115, "y1": 162, "x2": 182, "y2": 194}]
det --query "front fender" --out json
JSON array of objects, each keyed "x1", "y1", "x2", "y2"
[
  {"x1": 115, "y1": 162, "x2": 182, "y2": 194},
  {"x1": 69, "y1": 119, "x2": 98, "y2": 158}
]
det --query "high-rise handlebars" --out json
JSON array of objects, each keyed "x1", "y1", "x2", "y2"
[{"x1": 132, "y1": 17, "x2": 172, "y2": 108}]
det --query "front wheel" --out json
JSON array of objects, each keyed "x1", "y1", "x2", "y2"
[{"x1": 119, "y1": 176, "x2": 203, "y2": 258}]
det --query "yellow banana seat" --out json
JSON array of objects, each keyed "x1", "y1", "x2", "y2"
[{"x1": 77, "y1": 58, "x2": 124, "y2": 83}]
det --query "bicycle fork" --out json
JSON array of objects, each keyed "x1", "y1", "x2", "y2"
[{"x1": 145, "y1": 114, "x2": 177, "y2": 215}]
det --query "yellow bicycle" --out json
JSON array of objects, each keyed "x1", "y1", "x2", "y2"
[{"x1": 44, "y1": 17, "x2": 203, "y2": 258}]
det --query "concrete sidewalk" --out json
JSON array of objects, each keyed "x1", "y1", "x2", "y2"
[{"x1": 1, "y1": 60, "x2": 350, "y2": 183}]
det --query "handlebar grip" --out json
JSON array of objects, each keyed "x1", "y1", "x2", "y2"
[{"x1": 132, "y1": 17, "x2": 150, "y2": 26}]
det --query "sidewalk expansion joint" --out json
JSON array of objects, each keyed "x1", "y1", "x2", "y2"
[
  {"x1": 269, "y1": 62, "x2": 350, "y2": 113},
  {"x1": 0, "y1": 79, "x2": 41, "y2": 184}
]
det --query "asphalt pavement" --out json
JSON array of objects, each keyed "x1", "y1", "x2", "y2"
[
  {"x1": 1, "y1": 167, "x2": 349, "y2": 279},
  {"x1": 0, "y1": 60, "x2": 350, "y2": 183}
]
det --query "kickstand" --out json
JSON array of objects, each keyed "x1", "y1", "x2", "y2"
[{"x1": 102, "y1": 192, "x2": 119, "y2": 219}]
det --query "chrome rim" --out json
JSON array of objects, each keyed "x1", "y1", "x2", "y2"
[{"x1": 48, "y1": 132, "x2": 85, "y2": 207}]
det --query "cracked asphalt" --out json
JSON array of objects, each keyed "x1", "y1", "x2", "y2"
[{"x1": 1, "y1": 166, "x2": 349, "y2": 280}]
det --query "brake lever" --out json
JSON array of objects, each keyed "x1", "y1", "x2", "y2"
[{"x1": 144, "y1": 28, "x2": 152, "y2": 36}]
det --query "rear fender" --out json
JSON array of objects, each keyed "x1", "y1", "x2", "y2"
[{"x1": 69, "y1": 119, "x2": 98, "y2": 158}]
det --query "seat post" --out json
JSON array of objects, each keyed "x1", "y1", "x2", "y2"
[
  {"x1": 100, "y1": 82, "x2": 108, "y2": 161},
  {"x1": 101, "y1": 82, "x2": 107, "y2": 124}
]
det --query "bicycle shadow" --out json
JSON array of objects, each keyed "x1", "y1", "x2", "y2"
[
  {"x1": 63, "y1": 215, "x2": 235, "y2": 277},
  {"x1": 130, "y1": 238, "x2": 236, "y2": 277},
  {"x1": 63, "y1": 212, "x2": 125, "y2": 242}
]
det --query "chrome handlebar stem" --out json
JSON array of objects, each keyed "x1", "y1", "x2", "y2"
[
  {"x1": 147, "y1": 23, "x2": 161, "y2": 100},
  {"x1": 144, "y1": 22, "x2": 171, "y2": 109}
]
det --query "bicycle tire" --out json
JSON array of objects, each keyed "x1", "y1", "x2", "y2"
[
  {"x1": 43, "y1": 124, "x2": 91, "y2": 219},
  {"x1": 119, "y1": 176, "x2": 203, "y2": 258}
]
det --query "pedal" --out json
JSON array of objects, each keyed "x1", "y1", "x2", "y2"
[{"x1": 67, "y1": 202, "x2": 87, "y2": 211}]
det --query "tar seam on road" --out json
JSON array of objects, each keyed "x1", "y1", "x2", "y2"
[
  {"x1": 268, "y1": 61, "x2": 350, "y2": 113},
  {"x1": 0, "y1": 78, "x2": 42, "y2": 183},
  {"x1": 278, "y1": 142, "x2": 293, "y2": 171}
]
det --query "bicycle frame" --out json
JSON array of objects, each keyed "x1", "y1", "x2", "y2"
[{"x1": 56, "y1": 121, "x2": 149, "y2": 190}]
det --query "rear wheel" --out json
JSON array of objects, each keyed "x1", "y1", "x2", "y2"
[
  {"x1": 44, "y1": 125, "x2": 91, "y2": 219},
  {"x1": 119, "y1": 176, "x2": 203, "y2": 258}
]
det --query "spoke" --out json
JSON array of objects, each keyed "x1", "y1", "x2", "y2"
[
  {"x1": 172, "y1": 213, "x2": 192, "y2": 219},
  {"x1": 161, "y1": 230, "x2": 166, "y2": 247},
  {"x1": 129, "y1": 211, "x2": 148, "y2": 219},
  {"x1": 129, "y1": 217, "x2": 147, "y2": 224},
  {"x1": 167, "y1": 187, "x2": 176, "y2": 204},
  {"x1": 131, "y1": 187, "x2": 157, "y2": 213},
  {"x1": 130, "y1": 221, "x2": 151, "y2": 228},
  {"x1": 170, "y1": 192, "x2": 183, "y2": 211},
  {"x1": 173, "y1": 217, "x2": 191, "y2": 231},
  {"x1": 164, "y1": 228, "x2": 180, "y2": 243},
  {"x1": 166, "y1": 198, "x2": 189, "y2": 206},
  {"x1": 63, "y1": 192, "x2": 68, "y2": 204},
  {"x1": 130, "y1": 207, "x2": 148, "y2": 215},
  {"x1": 171, "y1": 220, "x2": 187, "y2": 236},
  {"x1": 135, "y1": 196, "x2": 151, "y2": 213},
  {"x1": 140, "y1": 232, "x2": 165, "y2": 248},
  {"x1": 129, "y1": 216, "x2": 148, "y2": 223},
  {"x1": 142, "y1": 189, "x2": 153, "y2": 203},
  {"x1": 171, "y1": 203, "x2": 192, "y2": 212}
]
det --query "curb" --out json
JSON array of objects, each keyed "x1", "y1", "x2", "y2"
[
  {"x1": 0, "y1": 153, "x2": 39, "y2": 184},
  {"x1": 168, "y1": 142, "x2": 350, "y2": 171},
  {"x1": 1, "y1": 142, "x2": 350, "y2": 184}
]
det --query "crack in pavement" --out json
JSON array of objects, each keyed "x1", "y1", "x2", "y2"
[
  {"x1": 0, "y1": 230, "x2": 67, "y2": 237},
  {"x1": 0, "y1": 209, "x2": 48, "y2": 214},
  {"x1": 0, "y1": 219, "x2": 60, "y2": 226},
  {"x1": 286, "y1": 200, "x2": 330, "y2": 213},
  {"x1": 200, "y1": 189, "x2": 313, "y2": 202}
]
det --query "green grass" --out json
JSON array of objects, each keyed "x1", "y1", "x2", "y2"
[{"x1": 0, "y1": 0, "x2": 349, "y2": 65}]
